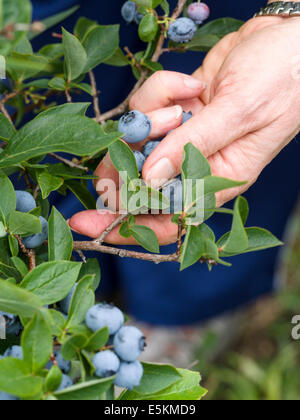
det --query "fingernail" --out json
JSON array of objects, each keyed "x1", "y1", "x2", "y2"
[
  {"x1": 184, "y1": 76, "x2": 205, "y2": 90},
  {"x1": 156, "y1": 105, "x2": 182, "y2": 124},
  {"x1": 102, "y1": 153, "x2": 112, "y2": 168},
  {"x1": 146, "y1": 158, "x2": 176, "y2": 189},
  {"x1": 67, "y1": 219, "x2": 81, "y2": 234}
]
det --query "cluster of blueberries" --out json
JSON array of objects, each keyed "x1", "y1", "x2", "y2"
[
  {"x1": 121, "y1": 1, "x2": 210, "y2": 44},
  {"x1": 118, "y1": 109, "x2": 193, "y2": 213},
  {"x1": 0, "y1": 300, "x2": 146, "y2": 400},
  {"x1": 14, "y1": 191, "x2": 48, "y2": 248}
]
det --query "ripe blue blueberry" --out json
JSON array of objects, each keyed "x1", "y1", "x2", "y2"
[
  {"x1": 15, "y1": 190, "x2": 36, "y2": 213},
  {"x1": 114, "y1": 361, "x2": 144, "y2": 390},
  {"x1": 133, "y1": 151, "x2": 146, "y2": 173},
  {"x1": 46, "y1": 351, "x2": 71, "y2": 374},
  {"x1": 92, "y1": 350, "x2": 120, "y2": 378},
  {"x1": 162, "y1": 179, "x2": 183, "y2": 214},
  {"x1": 0, "y1": 311, "x2": 22, "y2": 336},
  {"x1": 134, "y1": 12, "x2": 144, "y2": 25},
  {"x1": 113, "y1": 326, "x2": 146, "y2": 362},
  {"x1": 182, "y1": 111, "x2": 193, "y2": 124},
  {"x1": 57, "y1": 374, "x2": 73, "y2": 391},
  {"x1": 142, "y1": 140, "x2": 161, "y2": 159},
  {"x1": 4, "y1": 345, "x2": 23, "y2": 359},
  {"x1": 60, "y1": 284, "x2": 77, "y2": 315},
  {"x1": 121, "y1": 1, "x2": 136, "y2": 23},
  {"x1": 22, "y1": 216, "x2": 48, "y2": 249},
  {"x1": 187, "y1": 2, "x2": 210, "y2": 24},
  {"x1": 118, "y1": 111, "x2": 152, "y2": 144},
  {"x1": 168, "y1": 17, "x2": 197, "y2": 43},
  {"x1": 86, "y1": 303, "x2": 124, "y2": 335},
  {"x1": 0, "y1": 392, "x2": 18, "y2": 401}
]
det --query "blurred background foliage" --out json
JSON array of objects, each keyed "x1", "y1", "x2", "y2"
[{"x1": 194, "y1": 203, "x2": 300, "y2": 400}]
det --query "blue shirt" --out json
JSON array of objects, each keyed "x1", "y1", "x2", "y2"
[{"x1": 30, "y1": 0, "x2": 300, "y2": 325}]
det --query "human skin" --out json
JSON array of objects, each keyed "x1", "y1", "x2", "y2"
[{"x1": 69, "y1": 12, "x2": 300, "y2": 245}]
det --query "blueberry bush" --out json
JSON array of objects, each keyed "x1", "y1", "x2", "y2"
[{"x1": 0, "y1": 0, "x2": 283, "y2": 400}]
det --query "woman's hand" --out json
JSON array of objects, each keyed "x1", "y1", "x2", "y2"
[{"x1": 69, "y1": 16, "x2": 300, "y2": 244}]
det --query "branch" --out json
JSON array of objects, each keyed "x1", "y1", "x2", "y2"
[
  {"x1": 95, "y1": 213, "x2": 129, "y2": 244},
  {"x1": 74, "y1": 241, "x2": 180, "y2": 263},
  {"x1": 16, "y1": 235, "x2": 36, "y2": 271},
  {"x1": 48, "y1": 153, "x2": 89, "y2": 172},
  {"x1": 88, "y1": 71, "x2": 101, "y2": 122}
]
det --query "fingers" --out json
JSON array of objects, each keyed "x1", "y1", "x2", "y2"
[
  {"x1": 142, "y1": 96, "x2": 250, "y2": 188},
  {"x1": 130, "y1": 71, "x2": 207, "y2": 113},
  {"x1": 68, "y1": 211, "x2": 178, "y2": 245}
]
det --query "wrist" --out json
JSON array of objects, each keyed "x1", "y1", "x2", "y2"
[{"x1": 268, "y1": 0, "x2": 300, "y2": 2}]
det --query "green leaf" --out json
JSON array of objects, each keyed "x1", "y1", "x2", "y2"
[
  {"x1": 104, "y1": 48, "x2": 129, "y2": 67},
  {"x1": 8, "y1": 235, "x2": 19, "y2": 256},
  {"x1": 7, "y1": 52, "x2": 52, "y2": 82},
  {"x1": 74, "y1": 17, "x2": 98, "y2": 41},
  {"x1": 54, "y1": 377, "x2": 115, "y2": 400},
  {"x1": 180, "y1": 225, "x2": 205, "y2": 271},
  {"x1": 130, "y1": 225, "x2": 160, "y2": 253},
  {"x1": 84, "y1": 327, "x2": 109, "y2": 352},
  {"x1": 204, "y1": 176, "x2": 246, "y2": 196},
  {"x1": 138, "y1": 14, "x2": 159, "y2": 42},
  {"x1": 82, "y1": 25, "x2": 119, "y2": 72},
  {"x1": 62, "y1": 28, "x2": 88, "y2": 81},
  {"x1": 0, "y1": 114, "x2": 119, "y2": 168},
  {"x1": 0, "y1": 279, "x2": 43, "y2": 317},
  {"x1": 79, "y1": 258, "x2": 101, "y2": 291},
  {"x1": 0, "y1": 171, "x2": 16, "y2": 225},
  {"x1": 65, "y1": 180, "x2": 96, "y2": 210},
  {"x1": 45, "y1": 365, "x2": 63, "y2": 393},
  {"x1": 182, "y1": 143, "x2": 211, "y2": 181},
  {"x1": 61, "y1": 334, "x2": 87, "y2": 361},
  {"x1": 67, "y1": 275, "x2": 95, "y2": 328},
  {"x1": 0, "y1": 113, "x2": 15, "y2": 141},
  {"x1": 8, "y1": 211, "x2": 41, "y2": 236},
  {"x1": 20, "y1": 261, "x2": 82, "y2": 305},
  {"x1": 36, "y1": 102, "x2": 90, "y2": 118},
  {"x1": 21, "y1": 312, "x2": 52, "y2": 374},
  {"x1": 49, "y1": 309, "x2": 67, "y2": 337},
  {"x1": 218, "y1": 227, "x2": 283, "y2": 257},
  {"x1": 48, "y1": 77, "x2": 66, "y2": 91},
  {"x1": 222, "y1": 197, "x2": 249, "y2": 254},
  {"x1": 131, "y1": 362, "x2": 182, "y2": 395},
  {"x1": 48, "y1": 207, "x2": 73, "y2": 261},
  {"x1": 196, "y1": 17, "x2": 244, "y2": 38},
  {"x1": 0, "y1": 358, "x2": 43, "y2": 398},
  {"x1": 121, "y1": 368, "x2": 207, "y2": 400},
  {"x1": 109, "y1": 140, "x2": 139, "y2": 182},
  {"x1": 37, "y1": 170, "x2": 64, "y2": 199},
  {"x1": 11, "y1": 256, "x2": 28, "y2": 277}
]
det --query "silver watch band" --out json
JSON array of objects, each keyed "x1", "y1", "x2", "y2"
[{"x1": 255, "y1": 1, "x2": 300, "y2": 17}]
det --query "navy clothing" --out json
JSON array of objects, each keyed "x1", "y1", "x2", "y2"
[{"x1": 30, "y1": 0, "x2": 300, "y2": 325}]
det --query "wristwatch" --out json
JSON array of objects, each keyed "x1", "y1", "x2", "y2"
[{"x1": 255, "y1": 1, "x2": 300, "y2": 17}]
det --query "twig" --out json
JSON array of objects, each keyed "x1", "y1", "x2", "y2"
[
  {"x1": 48, "y1": 153, "x2": 89, "y2": 172},
  {"x1": 15, "y1": 235, "x2": 36, "y2": 271},
  {"x1": 177, "y1": 219, "x2": 184, "y2": 254},
  {"x1": 124, "y1": 47, "x2": 143, "y2": 72},
  {"x1": 88, "y1": 71, "x2": 101, "y2": 122},
  {"x1": 65, "y1": 89, "x2": 72, "y2": 103},
  {"x1": 76, "y1": 250, "x2": 87, "y2": 263},
  {"x1": 95, "y1": 213, "x2": 129, "y2": 244},
  {"x1": 0, "y1": 103, "x2": 13, "y2": 125},
  {"x1": 96, "y1": 71, "x2": 148, "y2": 123},
  {"x1": 74, "y1": 241, "x2": 180, "y2": 263}
]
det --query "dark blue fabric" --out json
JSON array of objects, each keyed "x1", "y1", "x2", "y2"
[{"x1": 30, "y1": 0, "x2": 300, "y2": 326}]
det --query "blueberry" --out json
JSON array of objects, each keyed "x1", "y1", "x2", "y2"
[
  {"x1": 92, "y1": 350, "x2": 120, "y2": 378},
  {"x1": 15, "y1": 191, "x2": 36, "y2": 213},
  {"x1": 187, "y1": 2, "x2": 210, "y2": 24},
  {"x1": 60, "y1": 284, "x2": 77, "y2": 315},
  {"x1": 118, "y1": 111, "x2": 152, "y2": 144},
  {"x1": 162, "y1": 178, "x2": 183, "y2": 214},
  {"x1": 46, "y1": 351, "x2": 71, "y2": 374},
  {"x1": 133, "y1": 151, "x2": 146, "y2": 173},
  {"x1": 121, "y1": 1, "x2": 136, "y2": 23},
  {"x1": 4, "y1": 345, "x2": 23, "y2": 359},
  {"x1": 143, "y1": 140, "x2": 161, "y2": 159},
  {"x1": 134, "y1": 12, "x2": 144, "y2": 25},
  {"x1": 57, "y1": 374, "x2": 73, "y2": 391},
  {"x1": 0, "y1": 311, "x2": 22, "y2": 336},
  {"x1": 114, "y1": 361, "x2": 144, "y2": 390},
  {"x1": 182, "y1": 111, "x2": 193, "y2": 124},
  {"x1": 22, "y1": 216, "x2": 48, "y2": 249},
  {"x1": 0, "y1": 392, "x2": 18, "y2": 400},
  {"x1": 168, "y1": 17, "x2": 197, "y2": 43},
  {"x1": 86, "y1": 303, "x2": 124, "y2": 335},
  {"x1": 113, "y1": 326, "x2": 146, "y2": 362}
]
